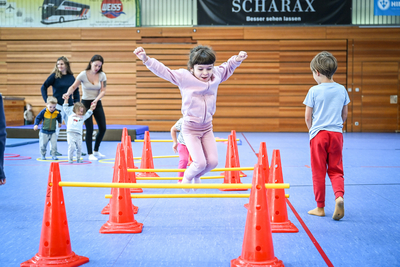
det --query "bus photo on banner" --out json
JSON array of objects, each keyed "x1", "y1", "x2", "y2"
[{"x1": 41, "y1": 0, "x2": 90, "y2": 24}]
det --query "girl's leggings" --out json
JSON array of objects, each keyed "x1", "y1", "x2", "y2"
[
  {"x1": 310, "y1": 130, "x2": 345, "y2": 208},
  {"x1": 82, "y1": 100, "x2": 106, "y2": 154},
  {"x1": 177, "y1": 143, "x2": 189, "y2": 177},
  {"x1": 181, "y1": 121, "x2": 218, "y2": 181}
]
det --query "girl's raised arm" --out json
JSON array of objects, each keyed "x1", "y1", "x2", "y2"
[
  {"x1": 134, "y1": 47, "x2": 148, "y2": 63},
  {"x1": 235, "y1": 51, "x2": 248, "y2": 62}
]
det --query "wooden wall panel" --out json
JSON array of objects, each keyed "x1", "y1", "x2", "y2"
[
  {"x1": 244, "y1": 27, "x2": 327, "y2": 39},
  {"x1": 345, "y1": 39, "x2": 354, "y2": 132},
  {"x1": 194, "y1": 27, "x2": 244, "y2": 40},
  {"x1": 0, "y1": 28, "x2": 81, "y2": 40},
  {"x1": 360, "y1": 61, "x2": 399, "y2": 132},
  {"x1": 1, "y1": 27, "x2": 400, "y2": 131},
  {"x1": 80, "y1": 28, "x2": 141, "y2": 40},
  {"x1": 0, "y1": 41, "x2": 6, "y2": 51},
  {"x1": 3, "y1": 97, "x2": 25, "y2": 126}
]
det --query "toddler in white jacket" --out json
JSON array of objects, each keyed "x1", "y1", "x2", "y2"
[{"x1": 63, "y1": 99, "x2": 95, "y2": 163}]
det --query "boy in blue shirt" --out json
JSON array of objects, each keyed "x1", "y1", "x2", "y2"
[
  {"x1": 303, "y1": 51, "x2": 350, "y2": 221},
  {"x1": 34, "y1": 96, "x2": 62, "y2": 160}
]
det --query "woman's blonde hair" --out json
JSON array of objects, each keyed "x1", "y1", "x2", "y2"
[{"x1": 52, "y1": 56, "x2": 73, "y2": 78}]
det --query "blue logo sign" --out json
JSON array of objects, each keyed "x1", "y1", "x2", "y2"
[{"x1": 375, "y1": 0, "x2": 400, "y2": 16}]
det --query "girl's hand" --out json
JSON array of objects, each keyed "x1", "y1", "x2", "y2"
[
  {"x1": 134, "y1": 47, "x2": 148, "y2": 62},
  {"x1": 172, "y1": 142, "x2": 178, "y2": 153},
  {"x1": 236, "y1": 51, "x2": 248, "y2": 62}
]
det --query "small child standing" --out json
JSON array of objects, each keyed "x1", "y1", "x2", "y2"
[
  {"x1": 303, "y1": 51, "x2": 350, "y2": 221},
  {"x1": 134, "y1": 46, "x2": 247, "y2": 192},
  {"x1": 24, "y1": 103, "x2": 34, "y2": 125},
  {"x1": 171, "y1": 118, "x2": 188, "y2": 183},
  {"x1": 63, "y1": 99, "x2": 94, "y2": 163},
  {"x1": 34, "y1": 96, "x2": 62, "y2": 160}
]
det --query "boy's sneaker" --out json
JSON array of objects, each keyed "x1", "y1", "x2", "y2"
[
  {"x1": 93, "y1": 151, "x2": 106, "y2": 159},
  {"x1": 55, "y1": 151, "x2": 62, "y2": 156},
  {"x1": 41, "y1": 155, "x2": 46, "y2": 160},
  {"x1": 52, "y1": 156, "x2": 59, "y2": 160},
  {"x1": 88, "y1": 154, "x2": 98, "y2": 161},
  {"x1": 77, "y1": 159, "x2": 83, "y2": 163}
]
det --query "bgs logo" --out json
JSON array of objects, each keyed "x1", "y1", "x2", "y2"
[
  {"x1": 101, "y1": 0, "x2": 125, "y2": 19},
  {"x1": 377, "y1": 0, "x2": 390, "y2": 10}
]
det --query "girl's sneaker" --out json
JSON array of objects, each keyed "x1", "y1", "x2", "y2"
[
  {"x1": 93, "y1": 151, "x2": 106, "y2": 158},
  {"x1": 88, "y1": 154, "x2": 98, "y2": 161}
]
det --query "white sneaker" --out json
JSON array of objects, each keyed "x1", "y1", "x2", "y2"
[
  {"x1": 93, "y1": 151, "x2": 106, "y2": 158},
  {"x1": 193, "y1": 177, "x2": 201, "y2": 192},
  {"x1": 180, "y1": 177, "x2": 192, "y2": 193},
  {"x1": 88, "y1": 154, "x2": 98, "y2": 161}
]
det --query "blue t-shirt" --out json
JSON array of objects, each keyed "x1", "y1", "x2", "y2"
[{"x1": 303, "y1": 82, "x2": 350, "y2": 140}]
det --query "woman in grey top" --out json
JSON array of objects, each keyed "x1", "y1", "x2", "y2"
[{"x1": 63, "y1": 55, "x2": 107, "y2": 161}]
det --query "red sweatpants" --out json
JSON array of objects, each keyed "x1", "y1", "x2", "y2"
[{"x1": 310, "y1": 130, "x2": 345, "y2": 208}]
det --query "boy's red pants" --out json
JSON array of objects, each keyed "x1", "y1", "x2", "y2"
[{"x1": 310, "y1": 130, "x2": 345, "y2": 208}]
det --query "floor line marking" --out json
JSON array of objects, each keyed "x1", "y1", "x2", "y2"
[
  {"x1": 241, "y1": 132, "x2": 334, "y2": 267},
  {"x1": 286, "y1": 199, "x2": 334, "y2": 267}
]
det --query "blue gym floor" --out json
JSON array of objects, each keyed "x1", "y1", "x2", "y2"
[{"x1": 1, "y1": 131, "x2": 399, "y2": 267}]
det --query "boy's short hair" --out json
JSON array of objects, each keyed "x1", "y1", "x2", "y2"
[
  {"x1": 46, "y1": 96, "x2": 57, "y2": 105},
  {"x1": 73, "y1": 102, "x2": 86, "y2": 113},
  {"x1": 310, "y1": 51, "x2": 337, "y2": 80}
]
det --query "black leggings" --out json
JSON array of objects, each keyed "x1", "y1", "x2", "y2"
[{"x1": 82, "y1": 100, "x2": 106, "y2": 154}]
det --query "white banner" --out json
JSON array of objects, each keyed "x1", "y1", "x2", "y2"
[{"x1": 0, "y1": 0, "x2": 137, "y2": 27}]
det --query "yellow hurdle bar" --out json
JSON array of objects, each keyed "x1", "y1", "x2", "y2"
[
  {"x1": 135, "y1": 175, "x2": 243, "y2": 180},
  {"x1": 133, "y1": 155, "x2": 179, "y2": 160},
  {"x1": 127, "y1": 167, "x2": 254, "y2": 173},
  {"x1": 105, "y1": 193, "x2": 289, "y2": 199},
  {"x1": 59, "y1": 182, "x2": 289, "y2": 189},
  {"x1": 133, "y1": 138, "x2": 239, "y2": 143}
]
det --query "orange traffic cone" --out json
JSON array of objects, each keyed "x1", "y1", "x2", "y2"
[
  {"x1": 188, "y1": 154, "x2": 193, "y2": 166},
  {"x1": 100, "y1": 144, "x2": 143, "y2": 234},
  {"x1": 136, "y1": 131, "x2": 159, "y2": 178},
  {"x1": 243, "y1": 142, "x2": 269, "y2": 210},
  {"x1": 220, "y1": 135, "x2": 247, "y2": 191},
  {"x1": 124, "y1": 135, "x2": 142, "y2": 193},
  {"x1": 231, "y1": 130, "x2": 247, "y2": 177},
  {"x1": 221, "y1": 131, "x2": 247, "y2": 177},
  {"x1": 121, "y1": 127, "x2": 128, "y2": 144},
  {"x1": 21, "y1": 162, "x2": 89, "y2": 267},
  {"x1": 268, "y1": 149, "x2": 298, "y2": 233},
  {"x1": 231, "y1": 148, "x2": 284, "y2": 267},
  {"x1": 101, "y1": 142, "x2": 138, "y2": 215}
]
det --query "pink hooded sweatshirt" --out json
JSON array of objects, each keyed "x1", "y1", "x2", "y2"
[{"x1": 144, "y1": 56, "x2": 242, "y2": 124}]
